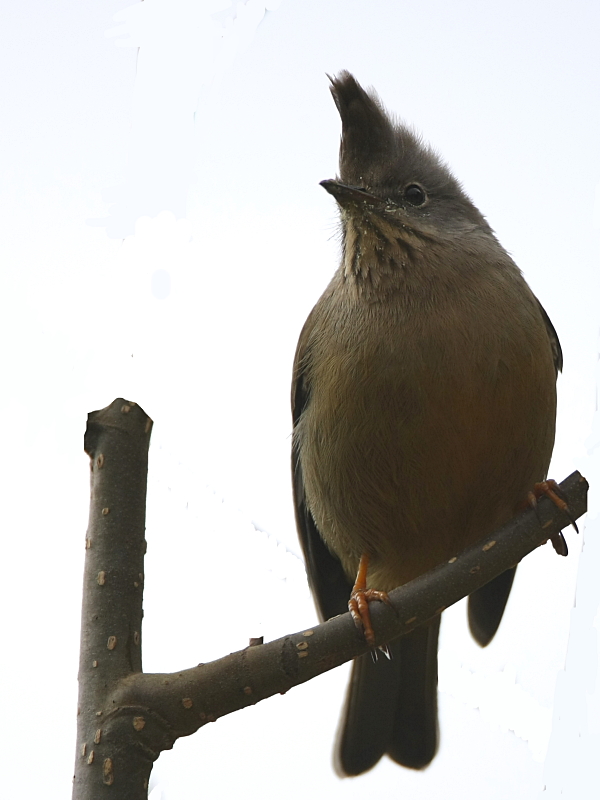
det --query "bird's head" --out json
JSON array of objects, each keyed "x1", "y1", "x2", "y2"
[{"x1": 322, "y1": 72, "x2": 496, "y2": 287}]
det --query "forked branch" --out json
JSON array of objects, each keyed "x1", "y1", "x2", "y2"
[{"x1": 72, "y1": 398, "x2": 587, "y2": 800}]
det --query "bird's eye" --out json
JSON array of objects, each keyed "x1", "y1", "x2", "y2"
[{"x1": 404, "y1": 184, "x2": 427, "y2": 206}]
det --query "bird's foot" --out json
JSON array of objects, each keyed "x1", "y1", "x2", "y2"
[
  {"x1": 527, "y1": 479, "x2": 578, "y2": 556},
  {"x1": 348, "y1": 553, "x2": 393, "y2": 647}
]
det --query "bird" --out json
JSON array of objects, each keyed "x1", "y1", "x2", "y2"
[{"x1": 291, "y1": 71, "x2": 562, "y2": 776}]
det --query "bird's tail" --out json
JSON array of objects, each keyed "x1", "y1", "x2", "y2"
[{"x1": 335, "y1": 616, "x2": 440, "y2": 776}]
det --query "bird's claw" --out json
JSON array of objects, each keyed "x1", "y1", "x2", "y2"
[
  {"x1": 349, "y1": 587, "x2": 392, "y2": 647},
  {"x1": 550, "y1": 530, "x2": 569, "y2": 557},
  {"x1": 528, "y1": 480, "x2": 578, "y2": 557}
]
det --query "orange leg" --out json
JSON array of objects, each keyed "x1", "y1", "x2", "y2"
[
  {"x1": 527, "y1": 479, "x2": 578, "y2": 556},
  {"x1": 348, "y1": 553, "x2": 393, "y2": 647}
]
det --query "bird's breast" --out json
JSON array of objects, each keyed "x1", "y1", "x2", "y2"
[{"x1": 296, "y1": 280, "x2": 557, "y2": 590}]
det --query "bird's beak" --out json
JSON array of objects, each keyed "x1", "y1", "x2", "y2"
[{"x1": 320, "y1": 179, "x2": 383, "y2": 207}]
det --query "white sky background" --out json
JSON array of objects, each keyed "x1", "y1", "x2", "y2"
[{"x1": 1, "y1": 0, "x2": 599, "y2": 797}]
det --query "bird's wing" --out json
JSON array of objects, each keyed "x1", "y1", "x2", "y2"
[
  {"x1": 536, "y1": 298, "x2": 563, "y2": 375},
  {"x1": 468, "y1": 565, "x2": 517, "y2": 647},
  {"x1": 292, "y1": 313, "x2": 353, "y2": 622}
]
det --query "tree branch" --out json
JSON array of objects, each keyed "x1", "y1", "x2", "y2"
[
  {"x1": 72, "y1": 398, "x2": 588, "y2": 799},
  {"x1": 73, "y1": 400, "x2": 155, "y2": 800}
]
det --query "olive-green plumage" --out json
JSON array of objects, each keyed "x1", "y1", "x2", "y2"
[{"x1": 292, "y1": 72, "x2": 560, "y2": 775}]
